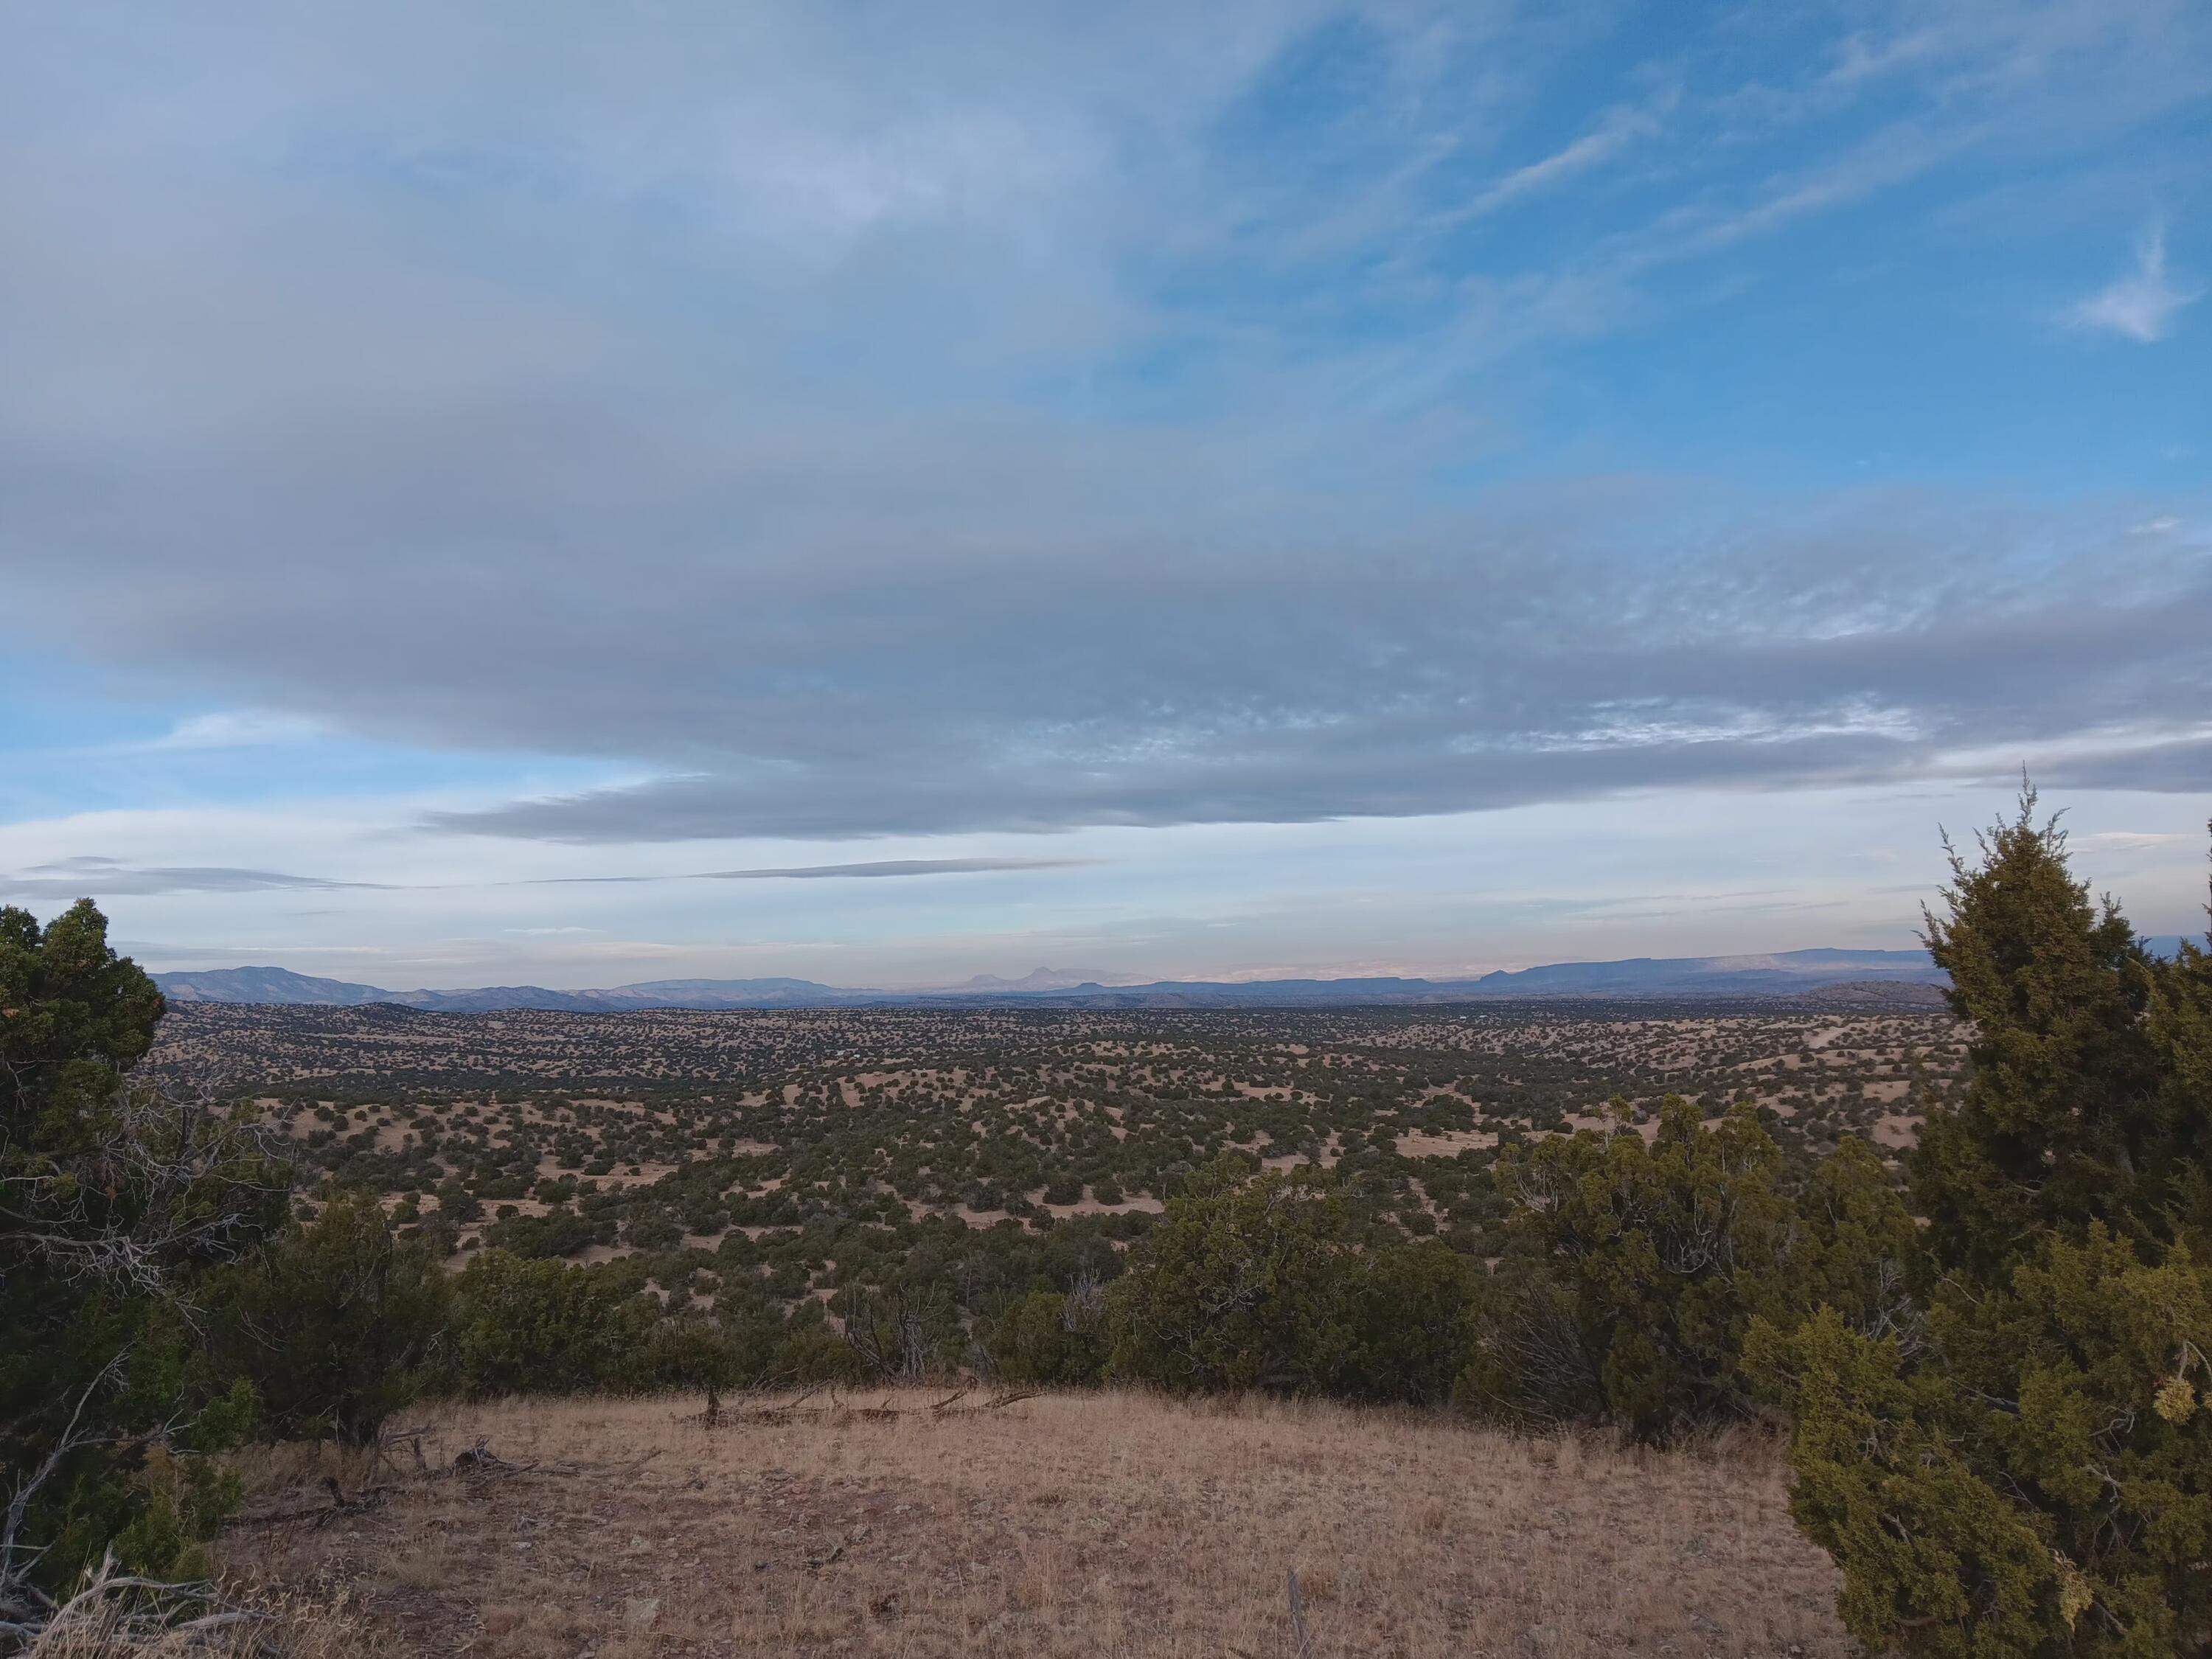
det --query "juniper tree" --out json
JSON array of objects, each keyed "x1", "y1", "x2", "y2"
[
  {"x1": 1105, "y1": 1154, "x2": 1477, "y2": 1400},
  {"x1": 1105, "y1": 1156, "x2": 1360, "y2": 1394},
  {"x1": 207, "y1": 1189, "x2": 450, "y2": 1447},
  {"x1": 1, "y1": 901, "x2": 286, "y2": 1628},
  {"x1": 1913, "y1": 788, "x2": 2168, "y2": 1278},
  {"x1": 1460, "y1": 1097, "x2": 1915, "y2": 1444},
  {"x1": 1751, "y1": 802, "x2": 2212, "y2": 1656}
]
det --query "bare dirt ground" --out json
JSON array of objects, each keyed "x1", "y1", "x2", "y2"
[{"x1": 220, "y1": 1389, "x2": 1846, "y2": 1659}]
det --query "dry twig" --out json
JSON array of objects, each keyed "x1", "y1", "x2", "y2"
[{"x1": 1287, "y1": 1568, "x2": 1314, "y2": 1659}]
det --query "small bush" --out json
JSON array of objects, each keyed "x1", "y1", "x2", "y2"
[
  {"x1": 989, "y1": 1286, "x2": 1107, "y2": 1385},
  {"x1": 211, "y1": 1190, "x2": 450, "y2": 1445},
  {"x1": 439, "y1": 1251, "x2": 658, "y2": 1397}
]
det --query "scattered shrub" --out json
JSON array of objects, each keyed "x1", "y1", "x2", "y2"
[
  {"x1": 989, "y1": 1284, "x2": 1108, "y2": 1385},
  {"x1": 211, "y1": 1189, "x2": 450, "y2": 1444},
  {"x1": 439, "y1": 1251, "x2": 658, "y2": 1397},
  {"x1": 1107, "y1": 1156, "x2": 1361, "y2": 1394}
]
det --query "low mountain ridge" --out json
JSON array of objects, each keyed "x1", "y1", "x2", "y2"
[
  {"x1": 154, "y1": 946, "x2": 1950, "y2": 1011},
  {"x1": 154, "y1": 965, "x2": 394, "y2": 1006}
]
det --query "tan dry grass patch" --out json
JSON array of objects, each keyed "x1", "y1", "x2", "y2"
[{"x1": 219, "y1": 1389, "x2": 1846, "y2": 1658}]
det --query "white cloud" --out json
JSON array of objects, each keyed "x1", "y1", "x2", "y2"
[
  {"x1": 2065, "y1": 223, "x2": 2201, "y2": 342},
  {"x1": 1439, "y1": 99, "x2": 1667, "y2": 226},
  {"x1": 152, "y1": 711, "x2": 326, "y2": 750}
]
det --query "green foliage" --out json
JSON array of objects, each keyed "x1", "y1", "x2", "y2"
[
  {"x1": 1106, "y1": 1156, "x2": 1360, "y2": 1394},
  {"x1": 988, "y1": 1287, "x2": 1108, "y2": 1386},
  {"x1": 1747, "y1": 1306, "x2": 2063, "y2": 1655},
  {"x1": 1914, "y1": 790, "x2": 2167, "y2": 1276},
  {"x1": 1468, "y1": 1100, "x2": 1787, "y2": 1440},
  {"x1": 1753, "y1": 1229, "x2": 2212, "y2": 1655},
  {"x1": 1463, "y1": 1100, "x2": 1918, "y2": 1444},
  {"x1": 627, "y1": 1295, "x2": 785, "y2": 1394},
  {"x1": 1755, "y1": 801, "x2": 2212, "y2": 1655},
  {"x1": 1343, "y1": 1237, "x2": 1479, "y2": 1405},
  {"x1": 1104, "y1": 1155, "x2": 1477, "y2": 1402},
  {"x1": 773, "y1": 1305, "x2": 863, "y2": 1383},
  {"x1": 1, "y1": 897, "x2": 166, "y2": 1133},
  {"x1": 439, "y1": 1250, "x2": 659, "y2": 1397},
  {"x1": 1784, "y1": 1134, "x2": 1924, "y2": 1340},
  {"x1": 1, "y1": 901, "x2": 286, "y2": 1606},
  {"x1": 103, "y1": 1433, "x2": 249, "y2": 1588},
  {"x1": 2150, "y1": 931, "x2": 2212, "y2": 1242},
  {"x1": 211, "y1": 1190, "x2": 451, "y2": 1445},
  {"x1": 485, "y1": 1203, "x2": 611, "y2": 1259}
]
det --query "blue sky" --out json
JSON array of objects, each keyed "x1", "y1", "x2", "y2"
[{"x1": 1, "y1": 0, "x2": 2208, "y2": 988}]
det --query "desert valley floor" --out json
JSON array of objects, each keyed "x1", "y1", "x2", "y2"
[
  {"x1": 135, "y1": 993, "x2": 1969, "y2": 1657},
  {"x1": 150, "y1": 995, "x2": 1964, "y2": 1264}
]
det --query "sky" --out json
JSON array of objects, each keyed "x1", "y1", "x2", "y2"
[{"x1": 1, "y1": 0, "x2": 2209, "y2": 990}]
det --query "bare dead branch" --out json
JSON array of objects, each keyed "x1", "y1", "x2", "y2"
[{"x1": 1287, "y1": 1568, "x2": 1314, "y2": 1659}]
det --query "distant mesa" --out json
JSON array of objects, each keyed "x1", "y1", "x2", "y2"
[{"x1": 153, "y1": 947, "x2": 1957, "y2": 1012}]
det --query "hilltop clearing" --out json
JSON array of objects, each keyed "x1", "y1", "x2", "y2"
[{"x1": 219, "y1": 1388, "x2": 1846, "y2": 1659}]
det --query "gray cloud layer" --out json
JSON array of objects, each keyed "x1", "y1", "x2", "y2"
[
  {"x1": 698, "y1": 858, "x2": 1091, "y2": 880},
  {"x1": 13, "y1": 383, "x2": 2211, "y2": 844},
  {"x1": 1, "y1": 857, "x2": 1088, "y2": 900},
  {"x1": 406, "y1": 490, "x2": 2209, "y2": 838},
  {"x1": 2, "y1": 3, "x2": 2207, "y2": 844},
  {"x1": 4, "y1": 860, "x2": 383, "y2": 900},
  {"x1": 531, "y1": 858, "x2": 1093, "y2": 882}
]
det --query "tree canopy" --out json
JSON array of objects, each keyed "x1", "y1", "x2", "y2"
[
  {"x1": 1, "y1": 900, "x2": 285, "y2": 1622},
  {"x1": 1753, "y1": 801, "x2": 2212, "y2": 1655}
]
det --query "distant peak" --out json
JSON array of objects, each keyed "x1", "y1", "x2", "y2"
[{"x1": 950, "y1": 967, "x2": 1130, "y2": 992}]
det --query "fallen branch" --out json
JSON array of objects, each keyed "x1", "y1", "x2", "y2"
[
  {"x1": 369, "y1": 1424, "x2": 435, "y2": 1482},
  {"x1": 452, "y1": 1438, "x2": 530, "y2": 1477},
  {"x1": 232, "y1": 1475, "x2": 392, "y2": 1532},
  {"x1": 1287, "y1": 1568, "x2": 1315, "y2": 1659},
  {"x1": 708, "y1": 1385, "x2": 1038, "y2": 1427},
  {"x1": 4, "y1": 1548, "x2": 269, "y2": 1655}
]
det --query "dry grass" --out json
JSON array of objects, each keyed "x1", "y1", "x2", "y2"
[
  {"x1": 218, "y1": 1389, "x2": 1846, "y2": 1658},
  {"x1": 21, "y1": 1582, "x2": 365, "y2": 1659}
]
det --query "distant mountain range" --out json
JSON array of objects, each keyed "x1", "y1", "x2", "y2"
[
  {"x1": 949, "y1": 967, "x2": 1146, "y2": 992},
  {"x1": 152, "y1": 967, "x2": 887, "y2": 1012},
  {"x1": 153, "y1": 947, "x2": 1963, "y2": 1012}
]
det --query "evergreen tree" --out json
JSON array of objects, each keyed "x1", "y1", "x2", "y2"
[
  {"x1": 209, "y1": 1190, "x2": 451, "y2": 1446},
  {"x1": 1105, "y1": 1155, "x2": 1486, "y2": 1402},
  {"x1": 1913, "y1": 787, "x2": 2166, "y2": 1278},
  {"x1": 439, "y1": 1250, "x2": 660, "y2": 1397},
  {"x1": 1, "y1": 901, "x2": 286, "y2": 1620},
  {"x1": 1462, "y1": 1097, "x2": 1914, "y2": 1444},
  {"x1": 1753, "y1": 801, "x2": 2212, "y2": 1655},
  {"x1": 987, "y1": 1285, "x2": 1108, "y2": 1386},
  {"x1": 1105, "y1": 1156, "x2": 1360, "y2": 1394}
]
